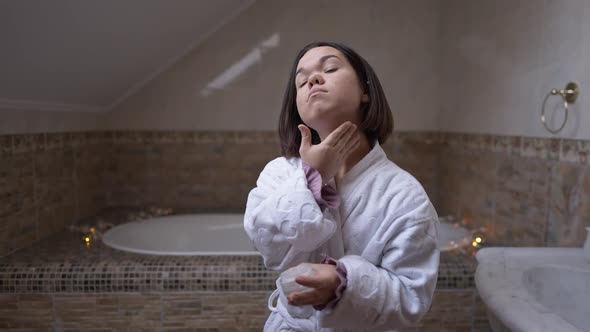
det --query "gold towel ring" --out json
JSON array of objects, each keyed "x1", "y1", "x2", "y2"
[{"x1": 541, "y1": 82, "x2": 580, "y2": 134}]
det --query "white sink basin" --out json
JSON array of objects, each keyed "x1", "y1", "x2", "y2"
[{"x1": 475, "y1": 247, "x2": 590, "y2": 332}]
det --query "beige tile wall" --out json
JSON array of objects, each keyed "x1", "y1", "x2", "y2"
[
  {"x1": 0, "y1": 133, "x2": 108, "y2": 256},
  {"x1": 4, "y1": 130, "x2": 590, "y2": 256},
  {"x1": 103, "y1": 131, "x2": 281, "y2": 212},
  {"x1": 0, "y1": 130, "x2": 439, "y2": 257},
  {"x1": 437, "y1": 133, "x2": 590, "y2": 247}
]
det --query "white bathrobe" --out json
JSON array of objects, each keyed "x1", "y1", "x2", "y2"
[{"x1": 244, "y1": 142, "x2": 440, "y2": 332}]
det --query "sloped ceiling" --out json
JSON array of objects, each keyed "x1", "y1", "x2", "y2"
[{"x1": 0, "y1": 0, "x2": 255, "y2": 112}]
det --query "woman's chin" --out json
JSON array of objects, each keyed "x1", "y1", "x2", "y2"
[
  {"x1": 307, "y1": 121, "x2": 345, "y2": 137},
  {"x1": 301, "y1": 109, "x2": 352, "y2": 132}
]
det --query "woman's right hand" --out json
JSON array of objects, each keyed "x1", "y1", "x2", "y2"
[{"x1": 298, "y1": 121, "x2": 361, "y2": 183}]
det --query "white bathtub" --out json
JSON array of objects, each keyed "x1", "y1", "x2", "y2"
[
  {"x1": 476, "y1": 248, "x2": 590, "y2": 332},
  {"x1": 102, "y1": 214, "x2": 472, "y2": 255}
]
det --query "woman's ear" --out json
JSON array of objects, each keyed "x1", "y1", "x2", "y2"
[{"x1": 361, "y1": 93, "x2": 369, "y2": 103}]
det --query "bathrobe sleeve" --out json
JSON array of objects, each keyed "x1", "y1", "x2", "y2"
[
  {"x1": 243, "y1": 157, "x2": 338, "y2": 272},
  {"x1": 319, "y1": 175, "x2": 440, "y2": 330}
]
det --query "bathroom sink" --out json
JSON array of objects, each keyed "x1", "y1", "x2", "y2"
[{"x1": 475, "y1": 247, "x2": 590, "y2": 332}]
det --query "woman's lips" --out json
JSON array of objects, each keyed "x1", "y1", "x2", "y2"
[{"x1": 308, "y1": 90, "x2": 327, "y2": 101}]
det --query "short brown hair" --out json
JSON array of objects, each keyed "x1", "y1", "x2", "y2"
[{"x1": 278, "y1": 41, "x2": 393, "y2": 158}]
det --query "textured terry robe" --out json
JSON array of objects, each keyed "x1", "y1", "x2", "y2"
[{"x1": 244, "y1": 142, "x2": 440, "y2": 332}]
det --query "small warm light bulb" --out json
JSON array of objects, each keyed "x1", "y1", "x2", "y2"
[
  {"x1": 84, "y1": 236, "x2": 91, "y2": 243},
  {"x1": 472, "y1": 241, "x2": 478, "y2": 247},
  {"x1": 90, "y1": 227, "x2": 96, "y2": 233},
  {"x1": 475, "y1": 237, "x2": 482, "y2": 243}
]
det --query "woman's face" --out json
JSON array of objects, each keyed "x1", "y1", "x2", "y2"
[{"x1": 295, "y1": 46, "x2": 367, "y2": 134}]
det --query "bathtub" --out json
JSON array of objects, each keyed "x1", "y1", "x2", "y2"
[
  {"x1": 475, "y1": 247, "x2": 590, "y2": 332},
  {"x1": 102, "y1": 214, "x2": 473, "y2": 255}
]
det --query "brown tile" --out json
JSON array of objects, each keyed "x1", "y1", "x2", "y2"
[
  {"x1": 560, "y1": 139, "x2": 590, "y2": 164},
  {"x1": 9, "y1": 212, "x2": 38, "y2": 250},
  {"x1": 0, "y1": 295, "x2": 53, "y2": 328},
  {"x1": 153, "y1": 131, "x2": 185, "y2": 144},
  {"x1": 0, "y1": 135, "x2": 12, "y2": 155},
  {"x1": 446, "y1": 132, "x2": 493, "y2": 152},
  {"x1": 548, "y1": 162, "x2": 590, "y2": 246},
  {"x1": 75, "y1": 145, "x2": 108, "y2": 172},
  {"x1": 410, "y1": 290, "x2": 475, "y2": 331},
  {"x1": 193, "y1": 131, "x2": 225, "y2": 144},
  {"x1": 66, "y1": 132, "x2": 86, "y2": 148},
  {"x1": 473, "y1": 291, "x2": 493, "y2": 332},
  {"x1": 0, "y1": 295, "x2": 18, "y2": 310},
  {"x1": 0, "y1": 183, "x2": 34, "y2": 220},
  {"x1": 472, "y1": 323, "x2": 494, "y2": 332},
  {"x1": 101, "y1": 131, "x2": 115, "y2": 144},
  {"x1": 134, "y1": 131, "x2": 156, "y2": 144},
  {"x1": 2, "y1": 152, "x2": 34, "y2": 185},
  {"x1": 32, "y1": 133, "x2": 48, "y2": 152},
  {"x1": 0, "y1": 223, "x2": 14, "y2": 256},
  {"x1": 231, "y1": 131, "x2": 278, "y2": 145},
  {"x1": 85, "y1": 131, "x2": 106, "y2": 145},
  {"x1": 384, "y1": 132, "x2": 441, "y2": 206},
  {"x1": 45, "y1": 132, "x2": 66, "y2": 150},
  {"x1": 0, "y1": 154, "x2": 35, "y2": 249},
  {"x1": 35, "y1": 177, "x2": 74, "y2": 205},
  {"x1": 437, "y1": 149, "x2": 496, "y2": 229},
  {"x1": 162, "y1": 293, "x2": 267, "y2": 330},
  {"x1": 113, "y1": 131, "x2": 143, "y2": 144},
  {"x1": 74, "y1": 144, "x2": 108, "y2": 219},
  {"x1": 494, "y1": 156, "x2": 551, "y2": 246},
  {"x1": 521, "y1": 136, "x2": 560, "y2": 160},
  {"x1": 390, "y1": 154, "x2": 438, "y2": 206},
  {"x1": 12, "y1": 134, "x2": 35, "y2": 153},
  {"x1": 105, "y1": 188, "x2": 147, "y2": 207},
  {"x1": 468, "y1": 134, "x2": 494, "y2": 152},
  {"x1": 11, "y1": 133, "x2": 46, "y2": 153},
  {"x1": 492, "y1": 135, "x2": 521, "y2": 155},
  {"x1": 35, "y1": 149, "x2": 75, "y2": 180},
  {"x1": 443, "y1": 132, "x2": 464, "y2": 150},
  {"x1": 76, "y1": 182, "x2": 106, "y2": 220},
  {"x1": 176, "y1": 131, "x2": 196, "y2": 144},
  {"x1": 36, "y1": 180, "x2": 77, "y2": 238},
  {"x1": 223, "y1": 142, "x2": 280, "y2": 164}
]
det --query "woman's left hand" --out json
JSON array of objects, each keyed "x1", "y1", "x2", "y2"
[{"x1": 287, "y1": 263, "x2": 341, "y2": 307}]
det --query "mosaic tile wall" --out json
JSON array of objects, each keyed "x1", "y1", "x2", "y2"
[
  {"x1": 0, "y1": 292, "x2": 270, "y2": 331},
  {"x1": 0, "y1": 204, "x2": 485, "y2": 330},
  {"x1": 0, "y1": 289, "x2": 489, "y2": 331}
]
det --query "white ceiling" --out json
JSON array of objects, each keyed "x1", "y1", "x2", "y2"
[{"x1": 0, "y1": 0, "x2": 254, "y2": 112}]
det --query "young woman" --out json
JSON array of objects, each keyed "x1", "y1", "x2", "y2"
[{"x1": 244, "y1": 41, "x2": 439, "y2": 331}]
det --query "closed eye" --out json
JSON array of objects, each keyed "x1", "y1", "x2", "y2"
[{"x1": 297, "y1": 68, "x2": 337, "y2": 88}]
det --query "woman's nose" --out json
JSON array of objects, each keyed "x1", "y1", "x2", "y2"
[{"x1": 307, "y1": 72, "x2": 324, "y2": 86}]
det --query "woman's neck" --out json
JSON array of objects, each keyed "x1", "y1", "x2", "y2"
[
  {"x1": 336, "y1": 133, "x2": 371, "y2": 182},
  {"x1": 318, "y1": 128, "x2": 372, "y2": 184}
]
